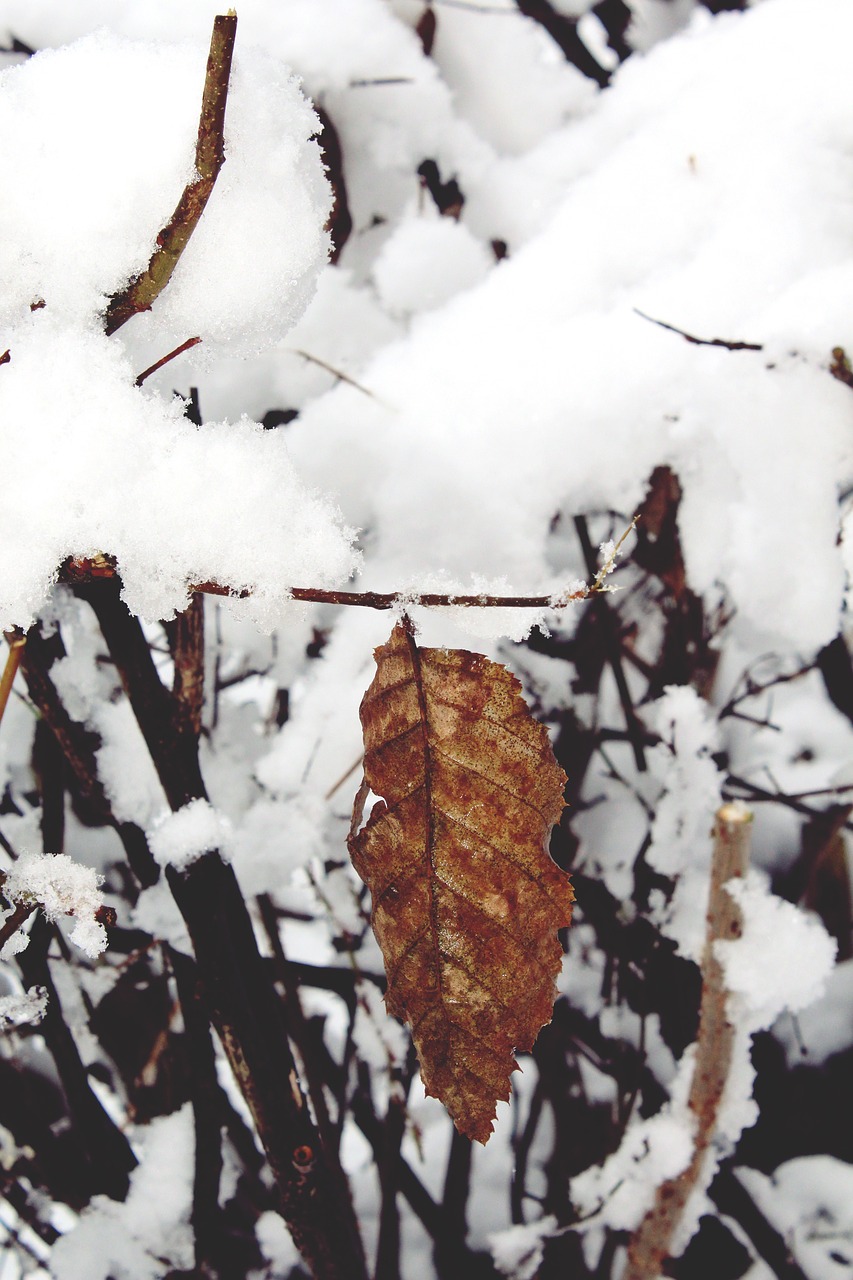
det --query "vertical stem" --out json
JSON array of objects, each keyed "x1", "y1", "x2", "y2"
[
  {"x1": 168, "y1": 947, "x2": 225, "y2": 1275},
  {"x1": 623, "y1": 803, "x2": 752, "y2": 1279}
]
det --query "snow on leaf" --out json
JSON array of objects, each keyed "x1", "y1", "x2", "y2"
[{"x1": 347, "y1": 619, "x2": 573, "y2": 1143}]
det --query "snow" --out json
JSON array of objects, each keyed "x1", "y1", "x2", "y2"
[
  {"x1": 737, "y1": 1158, "x2": 853, "y2": 1280},
  {"x1": 372, "y1": 207, "x2": 493, "y2": 318},
  {"x1": 570, "y1": 1111, "x2": 695, "y2": 1230},
  {"x1": 716, "y1": 872, "x2": 838, "y2": 1031},
  {"x1": 2, "y1": 853, "x2": 107, "y2": 958},
  {"x1": 488, "y1": 1214, "x2": 560, "y2": 1279},
  {"x1": 147, "y1": 798, "x2": 233, "y2": 870},
  {"x1": 643, "y1": 685, "x2": 724, "y2": 959},
  {"x1": 50, "y1": 1106, "x2": 195, "y2": 1280},
  {"x1": 0, "y1": 986, "x2": 47, "y2": 1027},
  {"x1": 0, "y1": 30, "x2": 357, "y2": 629},
  {"x1": 0, "y1": 30, "x2": 331, "y2": 347},
  {"x1": 774, "y1": 958, "x2": 853, "y2": 1067}
]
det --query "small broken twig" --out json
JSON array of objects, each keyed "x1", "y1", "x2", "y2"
[
  {"x1": 634, "y1": 308, "x2": 763, "y2": 352},
  {"x1": 104, "y1": 13, "x2": 237, "y2": 335}
]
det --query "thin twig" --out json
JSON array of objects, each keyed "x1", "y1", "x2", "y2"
[
  {"x1": 0, "y1": 633, "x2": 25, "y2": 729},
  {"x1": 196, "y1": 582, "x2": 591, "y2": 609},
  {"x1": 104, "y1": 14, "x2": 237, "y2": 335},
  {"x1": 60, "y1": 563, "x2": 588, "y2": 609},
  {"x1": 291, "y1": 349, "x2": 380, "y2": 400},
  {"x1": 624, "y1": 803, "x2": 752, "y2": 1279},
  {"x1": 633, "y1": 308, "x2": 763, "y2": 352},
  {"x1": 135, "y1": 336, "x2": 202, "y2": 386}
]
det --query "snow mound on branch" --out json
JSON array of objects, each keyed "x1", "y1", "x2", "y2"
[
  {"x1": 286, "y1": 0, "x2": 853, "y2": 651},
  {"x1": 0, "y1": 987, "x2": 48, "y2": 1027},
  {"x1": 0, "y1": 29, "x2": 331, "y2": 354},
  {"x1": 148, "y1": 799, "x2": 233, "y2": 870},
  {"x1": 372, "y1": 209, "x2": 493, "y2": 317},
  {"x1": 0, "y1": 31, "x2": 359, "y2": 629},
  {"x1": 716, "y1": 872, "x2": 838, "y2": 1031},
  {"x1": 0, "y1": 317, "x2": 359, "y2": 628},
  {"x1": 488, "y1": 1215, "x2": 560, "y2": 1280}
]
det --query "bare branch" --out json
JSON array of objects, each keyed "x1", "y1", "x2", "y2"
[
  {"x1": 624, "y1": 803, "x2": 752, "y2": 1279},
  {"x1": 104, "y1": 14, "x2": 237, "y2": 335}
]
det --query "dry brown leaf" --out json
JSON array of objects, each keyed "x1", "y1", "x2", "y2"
[{"x1": 348, "y1": 619, "x2": 573, "y2": 1143}]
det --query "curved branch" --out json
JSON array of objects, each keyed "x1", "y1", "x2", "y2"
[{"x1": 104, "y1": 14, "x2": 237, "y2": 335}]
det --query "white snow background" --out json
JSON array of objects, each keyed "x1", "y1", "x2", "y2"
[{"x1": 0, "y1": 0, "x2": 852, "y2": 1276}]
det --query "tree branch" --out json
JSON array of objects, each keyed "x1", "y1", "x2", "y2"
[
  {"x1": 78, "y1": 577, "x2": 369, "y2": 1280},
  {"x1": 104, "y1": 14, "x2": 237, "y2": 335},
  {"x1": 60, "y1": 555, "x2": 599, "y2": 611},
  {"x1": 515, "y1": 0, "x2": 610, "y2": 86},
  {"x1": 623, "y1": 803, "x2": 752, "y2": 1279}
]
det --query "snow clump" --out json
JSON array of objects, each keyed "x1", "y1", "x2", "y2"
[
  {"x1": 2, "y1": 852, "x2": 108, "y2": 958},
  {"x1": 148, "y1": 799, "x2": 234, "y2": 870}
]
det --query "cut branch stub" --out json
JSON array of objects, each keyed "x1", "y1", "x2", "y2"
[{"x1": 348, "y1": 620, "x2": 573, "y2": 1143}]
